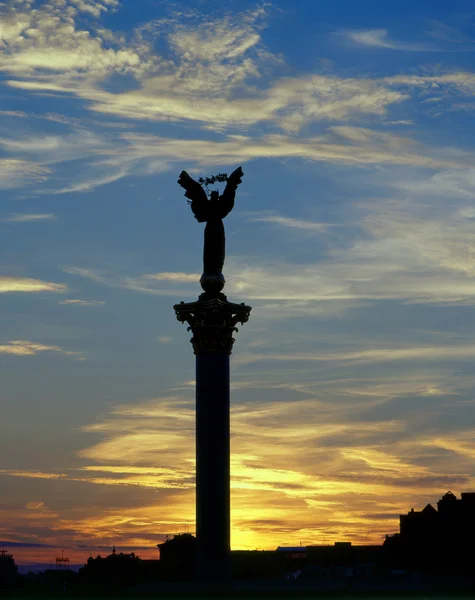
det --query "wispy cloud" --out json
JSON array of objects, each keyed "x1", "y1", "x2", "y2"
[
  {"x1": 233, "y1": 345, "x2": 475, "y2": 367},
  {"x1": 63, "y1": 267, "x2": 198, "y2": 295},
  {"x1": 0, "y1": 2, "x2": 405, "y2": 134},
  {"x1": 2, "y1": 3, "x2": 475, "y2": 196},
  {"x1": 62, "y1": 267, "x2": 108, "y2": 284},
  {"x1": 248, "y1": 213, "x2": 329, "y2": 231},
  {"x1": 122, "y1": 128, "x2": 475, "y2": 170},
  {"x1": 385, "y1": 72, "x2": 475, "y2": 92},
  {"x1": 341, "y1": 23, "x2": 475, "y2": 57},
  {"x1": 3, "y1": 213, "x2": 56, "y2": 222},
  {"x1": 0, "y1": 277, "x2": 67, "y2": 293},
  {"x1": 59, "y1": 299, "x2": 105, "y2": 306},
  {"x1": 0, "y1": 470, "x2": 66, "y2": 480},
  {"x1": 0, "y1": 159, "x2": 51, "y2": 189},
  {"x1": 0, "y1": 340, "x2": 84, "y2": 359},
  {"x1": 52, "y1": 164, "x2": 131, "y2": 194},
  {"x1": 7, "y1": 123, "x2": 473, "y2": 196},
  {"x1": 426, "y1": 20, "x2": 474, "y2": 45},
  {"x1": 143, "y1": 272, "x2": 199, "y2": 282},
  {"x1": 342, "y1": 28, "x2": 436, "y2": 52},
  {"x1": 0, "y1": 110, "x2": 27, "y2": 118}
]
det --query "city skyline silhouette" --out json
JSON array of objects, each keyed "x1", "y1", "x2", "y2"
[
  {"x1": 3, "y1": 490, "x2": 475, "y2": 593},
  {"x1": 1, "y1": 489, "x2": 474, "y2": 570}
]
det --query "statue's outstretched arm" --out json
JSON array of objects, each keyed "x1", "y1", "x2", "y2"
[
  {"x1": 178, "y1": 170, "x2": 209, "y2": 222},
  {"x1": 219, "y1": 166, "x2": 243, "y2": 218}
]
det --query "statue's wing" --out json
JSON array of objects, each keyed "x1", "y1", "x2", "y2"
[
  {"x1": 218, "y1": 166, "x2": 244, "y2": 218},
  {"x1": 177, "y1": 170, "x2": 209, "y2": 222}
]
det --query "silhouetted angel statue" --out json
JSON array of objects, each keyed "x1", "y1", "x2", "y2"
[{"x1": 177, "y1": 166, "x2": 244, "y2": 288}]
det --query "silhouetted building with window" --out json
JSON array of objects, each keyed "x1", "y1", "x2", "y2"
[
  {"x1": 276, "y1": 546, "x2": 307, "y2": 559},
  {"x1": 231, "y1": 550, "x2": 282, "y2": 580},
  {"x1": 307, "y1": 542, "x2": 382, "y2": 570}
]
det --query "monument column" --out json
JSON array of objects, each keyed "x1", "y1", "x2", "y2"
[
  {"x1": 174, "y1": 294, "x2": 251, "y2": 582},
  {"x1": 174, "y1": 165, "x2": 250, "y2": 584}
]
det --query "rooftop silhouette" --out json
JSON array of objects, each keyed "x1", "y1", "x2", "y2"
[{"x1": 384, "y1": 491, "x2": 475, "y2": 571}]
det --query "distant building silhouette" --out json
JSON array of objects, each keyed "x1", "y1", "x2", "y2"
[
  {"x1": 0, "y1": 547, "x2": 17, "y2": 587},
  {"x1": 384, "y1": 491, "x2": 475, "y2": 570},
  {"x1": 157, "y1": 533, "x2": 196, "y2": 580},
  {"x1": 306, "y1": 542, "x2": 382, "y2": 571},
  {"x1": 79, "y1": 546, "x2": 159, "y2": 590}
]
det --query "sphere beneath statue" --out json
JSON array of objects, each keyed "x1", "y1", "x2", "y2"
[{"x1": 200, "y1": 273, "x2": 225, "y2": 295}]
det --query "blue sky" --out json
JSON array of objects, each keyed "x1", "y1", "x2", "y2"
[{"x1": 2, "y1": 0, "x2": 475, "y2": 564}]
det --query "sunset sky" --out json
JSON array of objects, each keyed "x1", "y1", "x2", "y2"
[{"x1": 2, "y1": 0, "x2": 475, "y2": 567}]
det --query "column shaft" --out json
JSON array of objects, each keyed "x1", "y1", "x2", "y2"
[
  {"x1": 195, "y1": 353, "x2": 230, "y2": 582},
  {"x1": 174, "y1": 295, "x2": 251, "y2": 586}
]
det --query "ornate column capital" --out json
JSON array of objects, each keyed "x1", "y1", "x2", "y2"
[{"x1": 174, "y1": 295, "x2": 252, "y2": 355}]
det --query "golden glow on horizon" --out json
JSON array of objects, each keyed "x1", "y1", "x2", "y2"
[{"x1": 2, "y1": 395, "x2": 474, "y2": 559}]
